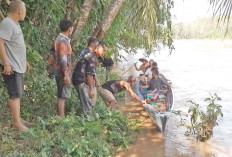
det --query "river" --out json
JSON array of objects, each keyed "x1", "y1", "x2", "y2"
[{"x1": 116, "y1": 40, "x2": 232, "y2": 157}]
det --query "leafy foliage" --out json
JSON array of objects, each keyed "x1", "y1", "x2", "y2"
[
  {"x1": 209, "y1": 0, "x2": 232, "y2": 29},
  {"x1": 118, "y1": 0, "x2": 174, "y2": 54},
  {"x1": 0, "y1": 100, "x2": 138, "y2": 156},
  {"x1": 173, "y1": 93, "x2": 223, "y2": 142}
]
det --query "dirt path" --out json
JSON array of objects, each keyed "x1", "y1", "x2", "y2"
[{"x1": 116, "y1": 96, "x2": 166, "y2": 157}]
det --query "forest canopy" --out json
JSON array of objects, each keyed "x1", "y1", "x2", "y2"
[{"x1": 0, "y1": 0, "x2": 174, "y2": 56}]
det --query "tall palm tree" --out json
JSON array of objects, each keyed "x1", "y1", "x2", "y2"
[
  {"x1": 70, "y1": 0, "x2": 173, "y2": 54},
  {"x1": 92, "y1": 0, "x2": 173, "y2": 52},
  {"x1": 93, "y1": 0, "x2": 127, "y2": 40},
  {"x1": 72, "y1": 0, "x2": 95, "y2": 45}
]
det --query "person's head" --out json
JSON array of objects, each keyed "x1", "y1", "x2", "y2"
[
  {"x1": 9, "y1": 0, "x2": 26, "y2": 21},
  {"x1": 152, "y1": 61, "x2": 158, "y2": 67},
  {"x1": 60, "y1": 19, "x2": 73, "y2": 37},
  {"x1": 139, "y1": 73, "x2": 146, "y2": 81},
  {"x1": 139, "y1": 57, "x2": 148, "y2": 65},
  {"x1": 151, "y1": 69, "x2": 159, "y2": 79},
  {"x1": 87, "y1": 37, "x2": 99, "y2": 50},
  {"x1": 127, "y1": 75, "x2": 136, "y2": 86},
  {"x1": 150, "y1": 61, "x2": 158, "y2": 70},
  {"x1": 95, "y1": 42, "x2": 107, "y2": 57},
  {"x1": 151, "y1": 66, "x2": 158, "y2": 72},
  {"x1": 149, "y1": 59, "x2": 155, "y2": 65}
]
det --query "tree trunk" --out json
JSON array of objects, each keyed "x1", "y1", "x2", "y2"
[
  {"x1": 71, "y1": 0, "x2": 95, "y2": 45},
  {"x1": 93, "y1": 0, "x2": 127, "y2": 41},
  {"x1": 65, "y1": 0, "x2": 75, "y2": 20}
]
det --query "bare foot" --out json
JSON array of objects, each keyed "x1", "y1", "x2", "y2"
[
  {"x1": 20, "y1": 118, "x2": 33, "y2": 127},
  {"x1": 14, "y1": 124, "x2": 29, "y2": 132}
]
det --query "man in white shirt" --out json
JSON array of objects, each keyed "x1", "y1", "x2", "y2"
[{"x1": 0, "y1": 0, "x2": 30, "y2": 132}]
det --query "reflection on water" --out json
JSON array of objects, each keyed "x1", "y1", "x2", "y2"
[{"x1": 118, "y1": 40, "x2": 232, "y2": 157}]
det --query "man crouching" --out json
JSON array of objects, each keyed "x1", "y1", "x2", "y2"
[{"x1": 98, "y1": 75, "x2": 144, "y2": 109}]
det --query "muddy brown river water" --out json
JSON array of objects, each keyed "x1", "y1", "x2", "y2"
[{"x1": 115, "y1": 40, "x2": 232, "y2": 157}]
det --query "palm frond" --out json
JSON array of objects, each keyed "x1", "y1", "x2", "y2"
[
  {"x1": 125, "y1": 0, "x2": 174, "y2": 53},
  {"x1": 209, "y1": 0, "x2": 232, "y2": 24}
]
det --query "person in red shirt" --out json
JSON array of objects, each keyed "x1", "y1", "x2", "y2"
[{"x1": 50, "y1": 20, "x2": 73, "y2": 118}]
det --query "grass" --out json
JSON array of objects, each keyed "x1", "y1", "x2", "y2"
[{"x1": 0, "y1": 67, "x2": 139, "y2": 156}]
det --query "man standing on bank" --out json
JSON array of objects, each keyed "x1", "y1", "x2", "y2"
[
  {"x1": 72, "y1": 42, "x2": 107, "y2": 116},
  {"x1": 0, "y1": 0, "x2": 30, "y2": 132},
  {"x1": 53, "y1": 20, "x2": 73, "y2": 118}
]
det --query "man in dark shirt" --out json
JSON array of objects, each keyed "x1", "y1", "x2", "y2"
[
  {"x1": 78, "y1": 37, "x2": 98, "y2": 60},
  {"x1": 98, "y1": 76, "x2": 144, "y2": 109},
  {"x1": 72, "y1": 42, "x2": 107, "y2": 116},
  {"x1": 148, "y1": 69, "x2": 169, "y2": 91}
]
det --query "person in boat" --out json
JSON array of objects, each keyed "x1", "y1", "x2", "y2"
[
  {"x1": 134, "y1": 57, "x2": 150, "y2": 74},
  {"x1": 142, "y1": 69, "x2": 170, "y2": 94},
  {"x1": 135, "y1": 73, "x2": 151, "y2": 100},
  {"x1": 98, "y1": 75, "x2": 144, "y2": 109},
  {"x1": 145, "y1": 59, "x2": 158, "y2": 79},
  {"x1": 149, "y1": 69, "x2": 170, "y2": 91},
  {"x1": 144, "y1": 69, "x2": 170, "y2": 112},
  {"x1": 145, "y1": 60, "x2": 171, "y2": 86}
]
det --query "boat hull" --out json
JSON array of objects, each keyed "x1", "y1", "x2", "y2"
[{"x1": 143, "y1": 88, "x2": 174, "y2": 132}]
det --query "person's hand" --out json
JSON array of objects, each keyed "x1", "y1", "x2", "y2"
[
  {"x1": 26, "y1": 62, "x2": 31, "y2": 73},
  {"x1": 142, "y1": 100, "x2": 146, "y2": 104},
  {"x1": 3, "y1": 64, "x2": 14, "y2": 75},
  {"x1": 134, "y1": 62, "x2": 137, "y2": 66},
  {"x1": 89, "y1": 89, "x2": 95, "y2": 98},
  {"x1": 64, "y1": 75, "x2": 71, "y2": 85},
  {"x1": 95, "y1": 80, "x2": 100, "y2": 88}
]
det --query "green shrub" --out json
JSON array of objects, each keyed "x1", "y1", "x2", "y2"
[
  {"x1": 0, "y1": 102, "x2": 137, "y2": 156},
  {"x1": 173, "y1": 93, "x2": 223, "y2": 142}
]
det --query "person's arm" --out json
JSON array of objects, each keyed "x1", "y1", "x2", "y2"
[
  {"x1": 136, "y1": 65, "x2": 145, "y2": 71},
  {"x1": 86, "y1": 74, "x2": 95, "y2": 98},
  {"x1": 120, "y1": 81, "x2": 143, "y2": 103},
  {"x1": 141, "y1": 85, "x2": 149, "y2": 89},
  {"x1": 93, "y1": 74, "x2": 100, "y2": 88},
  {"x1": 0, "y1": 38, "x2": 13, "y2": 75},
  {"x1": 134, "y1": 63, "x2": 139, "y2": 71},
  {"x1": 86, "y1": 54, "x2": 98, "y2": 98},
  {"x1": 57, "y1": 42, "x2": 70, "y2": 85},
  {"x1": 160, "y1": 76, "x2": 170, "y2": 89},
  {"x1": 26, "y1": 62, "x2": 31, "y2": 73}
]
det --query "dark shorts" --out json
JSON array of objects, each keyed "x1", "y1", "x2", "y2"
[
  {"x1": 1, "y1": 66, "x2": 24, "y2": 99},
  {"x1": 55, "y1": 76, "x2": 71, "y2": 99}
]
